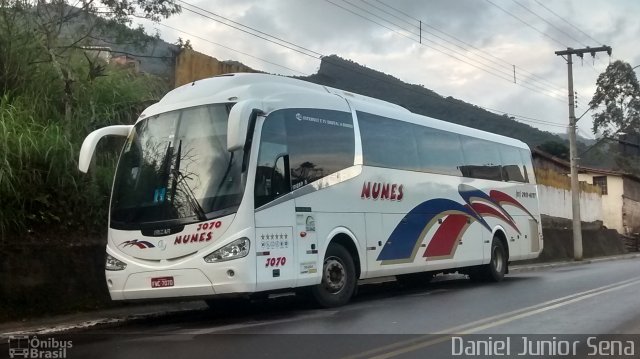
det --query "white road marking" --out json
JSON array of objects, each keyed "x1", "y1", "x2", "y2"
[{"x1": 344, "y1": 277, "x2": 640, "y2": 359}]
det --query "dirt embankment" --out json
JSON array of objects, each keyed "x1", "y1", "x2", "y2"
[
  {"x1": 0, "y1": 232, "x2": 112, "y2": 322},
  {"x1": 536, "y1": 215, "x2": 628, "y2": 262}
]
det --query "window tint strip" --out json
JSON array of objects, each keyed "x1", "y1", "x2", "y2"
[{"x1": 357, "y1": 111, "x2": 532, "y2": 183}]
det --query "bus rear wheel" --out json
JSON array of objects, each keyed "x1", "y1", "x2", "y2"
[
  {"x1": 472, "y1": 236, "x2": 507, "y2": 282},
  {"x1": 311, "y1": 244, "x2": 357, "y2": 308}
]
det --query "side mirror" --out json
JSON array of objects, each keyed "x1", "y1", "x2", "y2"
[
  {"x1": 78, "y1": 125, "x2": 133, "y2": 173},
  {"x1": 227, "y1": 100, "x2": 263, "y2": 152}
]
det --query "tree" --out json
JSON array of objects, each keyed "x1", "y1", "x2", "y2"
[
  {"x1": 589, "y1": 60, "x2": 640, "y2": 138},
  {"x1": 0, "y1": 1, "x2": 177, "y2": 238},
  {"x1": 537, "y1": 140, "x2": 569, "y2": 160},
  {"x1": 0, "y1": 0, "x2": 180, "y2": 123},
  {"x1": 175, "y1": 37, "x2": 193, "y2": 51}
]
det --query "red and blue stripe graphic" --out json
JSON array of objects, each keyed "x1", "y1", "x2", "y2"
[
  {"x1": 377, "y1": 184, "x2": 535, "y2": 264},
  {"x1": 121, "y1": 239, "x2": 155, "y2": 249}
]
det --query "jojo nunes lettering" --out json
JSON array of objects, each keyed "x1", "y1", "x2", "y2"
[
  {"x1": 174, "y1": 221, "x2": 222, "y2": 245},
  {"x1": 361, "y1": 181, "x2": 404, "y2": 201}
]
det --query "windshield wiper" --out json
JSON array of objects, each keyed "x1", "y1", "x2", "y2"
[{"x1": 177, "y1": 173, "x2": 207, "y2": 221}]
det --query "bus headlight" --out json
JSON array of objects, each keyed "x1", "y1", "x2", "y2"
[
  {"x1": 105, "y1": 253, "x2": 127, "y2": 271},
  {"x1": 204, "y1": 238, "x2": 250, "y2": 263}
]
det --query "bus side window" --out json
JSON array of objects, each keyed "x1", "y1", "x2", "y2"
[
  {"x1": 460, "y1": 137, "x2": 503, "y2": 181},
  {"x1": 255, "y1": 114, "x2": 289, "y2": 208},
  {"x1": 520, "y1": 149, "x2": 535, "y2": 184},
  {"x1": 358, "y1": 111, "x2": 420, "y2": 172},
  {"x1": 499, "y1": 146, "x2": 526, "y2": 182},
  {"x1": 415, "y1": 127, "x2": 464, "y2": 176},
  {"x1": 285, "y1": 109, "x2": 355, "y2": 189}
]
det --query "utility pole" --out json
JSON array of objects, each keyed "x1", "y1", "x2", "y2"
[{"x1": 555, "y1": 45, "x2": 612, "y2": 261}]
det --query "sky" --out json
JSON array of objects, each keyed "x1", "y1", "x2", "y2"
[{"x1": 137, "y1": 0, "x2": 640, "y2": 139}]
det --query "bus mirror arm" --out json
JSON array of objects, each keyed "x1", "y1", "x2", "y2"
[
  {"x1": 241, "y1": 109, "x2": 262, "y2": 172},
  {"x1": 78, "y1": 125, "x2": 133, "y2": 173},
  {"x1": 228, "y1": 100, "x2": 263, "y2": 152}
]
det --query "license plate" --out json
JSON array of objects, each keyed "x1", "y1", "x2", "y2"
[{"x1": 151, "y1": 276, "x2": 174, "y2": 288}]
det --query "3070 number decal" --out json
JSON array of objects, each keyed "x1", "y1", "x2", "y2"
[
  {"x1": 265, "y1": 257, "x2": 286, "y2": 267},
  {"x1": 196, "y1": 221, "x2": 222, "y2": 231}
]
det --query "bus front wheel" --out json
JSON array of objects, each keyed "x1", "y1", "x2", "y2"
[{"x1": 311, "y1": 244, "x2": 357, "y2": 308}]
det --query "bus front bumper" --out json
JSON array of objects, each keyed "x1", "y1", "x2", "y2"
[{"x1": 106, "y1": 266, "x2": 256, "y2": 301}]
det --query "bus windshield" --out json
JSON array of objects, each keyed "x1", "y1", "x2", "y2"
[{"x1": 110, "y1": 103, "x2": 244, "y2": 229}]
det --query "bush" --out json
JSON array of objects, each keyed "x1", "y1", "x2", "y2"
[{"x1": 0, "y1": 34, "x2": 168, "y2": 240}]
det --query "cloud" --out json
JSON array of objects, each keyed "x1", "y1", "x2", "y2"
[{"x1": 140, "y1": 0, "x2": 640, "y2": 139}]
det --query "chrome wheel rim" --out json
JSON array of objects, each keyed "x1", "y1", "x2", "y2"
[{"x1": 323, "y1": 256, "x2": 346, "y2": 293}]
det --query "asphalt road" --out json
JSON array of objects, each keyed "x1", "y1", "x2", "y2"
[{"x1": 5, "y1": 258, "x2": 640, "y2": 358}]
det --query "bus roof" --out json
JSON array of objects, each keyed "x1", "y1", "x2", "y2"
[
  {"x1": 141, "y1": 73, "x2": 407, "y2": 119},
  {"x1": 140, "y1": 73, "x2": 529, "y2": 150}
]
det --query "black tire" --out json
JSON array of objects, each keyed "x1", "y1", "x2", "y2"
[
  {"x1": 473, "y1": 236, "x2": 508, "y2": 282},
  {"x1": 311, "y1": 244, "x2": 357, "y2": 308},
  {"x1": 396, "y1": 272, "x2": 433, "y2": 288}
]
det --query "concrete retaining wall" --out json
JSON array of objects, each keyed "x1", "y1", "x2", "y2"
[
  {"x1": 538, "y1": 185, "x2": 603, "y2": 222},
  {"x1": 0, "y1": 244, "x2": 111, "y2": 321}
]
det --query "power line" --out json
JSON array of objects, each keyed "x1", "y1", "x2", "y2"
[
  {"x1": 532, "y1": 0, "x2": 603, "y2": 45},
  {"x1": 176, "y1": 1, "x2": 322, "y2": 60},
  {"x1": 156, "y1": 23, "x2": 308, "y2": 75},
  {"x1": 326, "y1": 0, "x2": 511, "y2": 82},
  {"x1": 475, "y1": 104, "x2": 567, "y2": 128},
  {"x1": 485, "y1": 0, "x2": 568, "y2": 48},
  {"x1": 341, "y1": 0, "x2": 567, "y2": 99},
  {"x1": 327, "y1": 0, "x2": 567, "y2": 102},
  {"x1": 359, "y1": 0, "x2": 565, "y2": 95},
  {"x1": 340, "y1": 0, "x2": 516, "y2": 79},
  {"x1": 510, "y1": 0, "x2": 586, "y2": 46},
  {"x1": 368, "y1": 0, "x2": 566, "y2": 95},
  {"x1": 175, "y1": 0, "x2": 568, "y2": 132}
]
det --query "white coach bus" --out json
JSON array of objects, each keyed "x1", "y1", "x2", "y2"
[{"x1": 79, "y1": 73, "x2": 542, "y2": 307}]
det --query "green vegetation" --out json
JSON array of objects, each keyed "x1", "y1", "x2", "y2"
[
  {"x1": 590, "y1": 60, "x2": 640, "y2": 138},
  {"x1": 589, "y1": 60, "x2": 640, "y2": 174},
  {"x1": 0, "y1": 2, "x2": 172, "y2": 240},
  {"x1": 537, "y1": 141, "x2": 570, "y2": 160}
]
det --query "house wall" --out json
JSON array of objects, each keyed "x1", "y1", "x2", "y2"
[
  {"x1": 622, "y1": 197, "x2": 640, "y2": 234},
  {"x1": 622, "y1": 178, "x2": 640, "y2": 234},
  {"x1": 174, "y1": 49, "x2": 257, "y2": 88},
  {"x1": 538, "y1": 185, "x2": 602, "y2": 222},
  {"x1": 579, "y1": 173, "x2": 624, "y2": 233},
  {"x1": 533, "y1": 155, "x2": 568, "y2": 175}
]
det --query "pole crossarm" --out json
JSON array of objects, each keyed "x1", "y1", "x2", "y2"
[{"x1": 555, "y1": 45, "x2": 612, "y2": 58}]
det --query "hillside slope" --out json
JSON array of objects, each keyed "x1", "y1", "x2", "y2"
[{"x1": 299, "y1": 55, "x2": 565, "y2": 147}]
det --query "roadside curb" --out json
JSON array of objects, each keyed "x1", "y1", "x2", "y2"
[
  {"x1": 0, "y1": 303, "x2": 207, "y2": 340},
  {"x1": 510, "y1": 253, "x2": 640, "y2": 273}
]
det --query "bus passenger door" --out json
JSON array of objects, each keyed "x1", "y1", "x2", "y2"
[
  {"x1": 254, "y1": 147, "x2": 296, "y2": 291},
  {"x1": 254, "y1": 209, "x2": 295, "y2": 292}
]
